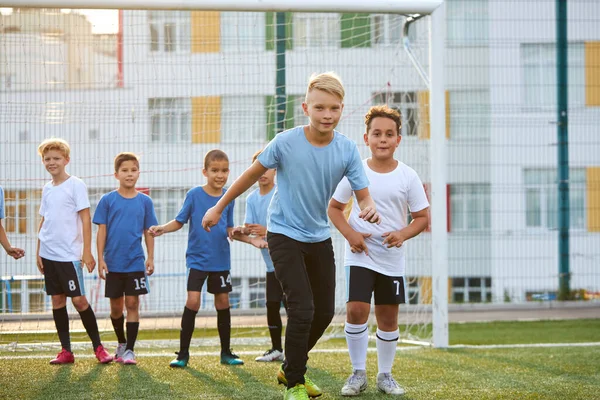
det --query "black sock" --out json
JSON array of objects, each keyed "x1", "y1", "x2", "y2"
[
  {"x1": 179, "y1": 306, "x2": 197, "y2": 355},
  {"x1": 52, "y1": 306, "x2": 71, "y2": 352},
  {"x1": 126, "y1": 322, "x2": 139, "y2": 351},
  {"x1": 111, "y1": 315, "x2": 126, "y2": 344},
  {"x1": 217, "y1": 307, "x2": 231, "y2": 353},
  {"x1": 266, "y1": 301, "x2": 283, "y2": 351},
  {"x1": 78, "y1": 306, "x2": 101, "y2": 351}
]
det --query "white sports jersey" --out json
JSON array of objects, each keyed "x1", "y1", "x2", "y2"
[
  {"x1": 332, "y1": 159, "x2": 429, "y2": 276},
  {"x1": 39, "y1": 176, "x2": 90, "y2": 262}
]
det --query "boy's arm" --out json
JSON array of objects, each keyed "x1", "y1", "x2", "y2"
[
  {"x1": 149, "y1": 219, "x2": 184, "y2": 237},
  {"x1": 354, "y1": 188, "x2": 381, "y2": 224},
  {"x1": 202, "y1": 161, "x2": 267, "y2": 231},
  {"x1": 144, "y1": 229, "x2": 155, "y2": 275},
  {"x1": 0, "y1": 221, "x2": 25, "y2": 260},
  {"x1": 96, "y1": 224, "x2": 108, "y2": 279},
  {"x1": 230, "y1": 229, "x2": 268, "y2": 249},
  {"x1": 36, "y1": 217, "x2": 45, "y2": 273},
  {"x1": 79, "y1": 208, "x2": 96, "y2": 272},
  {"x1": 382, "y1": 207, "x2": 429, "y2": 248},
  {"x1": 328, "y1": 198, "x2": 371, "y2": 255}
]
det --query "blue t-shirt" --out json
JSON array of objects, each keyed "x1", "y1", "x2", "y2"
[
  {"x1": 257, "y1": 126, "x2": 369, "y2": 242},
  {"x1": 176, "y1": 186, "x2": 234, "y2": 271},
  {"x1": 0, "y1": 186, "x2": 4, "y2": 219},
  {"x1": 245, "y1": 186, "x2": 275, "y2": 272},
  {"x1": 93, "y1": 191, "x2": 158, "y2": 273}
]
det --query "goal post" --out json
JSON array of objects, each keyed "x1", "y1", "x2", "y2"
[{"x1": 0, "y1": 1, "x2": 448, "y2": 348}]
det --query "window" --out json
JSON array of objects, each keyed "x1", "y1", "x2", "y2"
[
  {"x1": 28, "y1": 280, "x2": 46, "y2": 312},
  {"x1": 1, "y1": 74, "x2": 14, "y2": 91},
  {"x1": 229, "y1": 278, "x2": 242, "y2": 309},
  {"x1": 293, "y1": 13, "x2": 338, "y2": 48},
  {"x1": 221, "y1": 96, "x2": 266, "y2": 144},
  {"x1": 450, "y1": 184, "x2": 491, "y2": 232},
  {"x1": 148, "y1": 98, "x2": 191, "y2": 143},
  {"x1": 373, "y1": 91, "x2": 419, "y2": 136},
  {"x1": 148, "y1": 11, "x2": 190, "y2": 52},
  {"x1": 524, "y1": 169, "x2": 586, "y2": 230},
  {"x1": 447, "y1": 0, "x2": 488, "y2": 45},
  {"x1": 3, "y1": 190, "x2": 42, "y2": 235},
  {"x1": 221, "y1": 12, "x2": 264, "y2": 51},
  {"x1": 449, "y1": 90, "x2": 490, "y2": 140},
  {"x1": 371, "y1": 14, "x2": 405, "y2": 46},
  {"x1": 406, "y1": 277, "x2": 420, "y2": 305},
  {"x1": 149, "y1": 188, "x2": 189, "y2": 223},
  {"x1": 521, "y1": 43, "x2": 585, "y2": 110},
  {"x1": 452, "y1": 276, "x2": 492, "y2": 303},
  {"x1": 248, "y1": 277, "x2": 266, "y2": 309}
]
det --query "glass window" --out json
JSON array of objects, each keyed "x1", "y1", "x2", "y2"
[
  {"x1": 293, "y1": 13, "x2": 339, "y2": 48},
  {"x1": 449, "y1": 90, "x2": 490, "y2": 140},
  {"x1": 148, "y1": 98, "x2": 191, "y2": 143},
  {"x1": 221, "y1": 96, "x2": 266, "y2": 144},
  {"x1": 447, "y1": 0, "x2": 489, "y2": 45},
  {"x1": 147, "y1": 11, "x2": 190, "y2": 53},
  {"x1": 450, "y1": 184, "x2": 491, "y2": 232},
  {"x1": 372, "y1": 91, "x2": 418, "y2": 136}
]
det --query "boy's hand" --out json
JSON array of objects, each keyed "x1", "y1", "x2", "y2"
[
  {"x1": 249, "y1": 236, "x2": 268, "y2": 249},
  {"x1": 98, "y1": 261, "x2": 108, "y2": 280},
  {"x1": 36, "y1": 255, "x2": 44, "y2": 274},
  {"x1": 82, "y1": 251, "x2": 96, "y2": 272},
  {"x1": 148, "y1": 225, "x2": 164, "y2": 237},
  {"x1": 382, "y1": 231, "x2": 406, "y2": 248},
  {"x1": 347, "y1": 231, "x2": 372, "y2": 256},
  {"x1": 358, "y1": 206, "x2": 381, "y2": 225},
  {"x1": 202, "y1": 207, "x2": 222, "y2": 232},
  {"x1": 247, "y1": 224, "x2": 267, "y2": 237},
  {"x1": 7, "y1": 247, "x2": 25, "y2": 260},
  {"x1": 231, "y1": 226, "x2": 246, "y2": 236},
  {"x1": 146, "y1": 258, "x2": 155, "y2": 276}
]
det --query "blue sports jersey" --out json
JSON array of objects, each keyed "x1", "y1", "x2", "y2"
[
  {"x1": 176, "y1": 186, "x2": 234, "y2": 271},
  {"x1": 257, "y1": 126, "x2": 369, "y2": 243},
  {"x1": 245, "y1": 186, "x2": 275, "y2": 272},
  {"x1": 93, "y1": 191, "x2": 158, "y2": 273},
  {"x1": 0, "y1": 186, "x2": 5, "y2": 219}
]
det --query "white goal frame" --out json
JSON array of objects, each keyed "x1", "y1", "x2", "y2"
[{"x1": 0, "y1": 0, "x2": 448, "y2": 348}]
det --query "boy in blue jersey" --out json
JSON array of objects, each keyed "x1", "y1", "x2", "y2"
[
  {"x1": 203, "y1": 72, "x2": 381, "y2": 400},
  {"x1": 232, "y1": 149, "x2": 284, "y2": 363},
  {"x1": 150, "y1": 149, "x2": 264, "y2": 368},
  {"x1": 93, "y1": 152, "x2": 158, "y2": 365},
  {"x1": 0, "y1": 186, "x2": 25, "y2": 260}
]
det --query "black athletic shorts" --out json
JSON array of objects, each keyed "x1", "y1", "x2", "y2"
[
  {"x1": 42, "y1": 258, "x2": 86, "y2": 297},
  {"x1": 187, "y1": 269, "x2": 232, "y2": 294},
  {"x1": 105, "y1": 271, "x2": 149, "y2": 298},
  {"x1": 346, "y1": 266, "x2": 407, "y2": 305}
]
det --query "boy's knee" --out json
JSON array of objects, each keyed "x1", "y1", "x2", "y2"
[
  {"x1": 125, "y1": 297, "x2": 139, "y2": 311},
  {"x1": 71, "y1": 296, "x2": 89, "y2": 311}
]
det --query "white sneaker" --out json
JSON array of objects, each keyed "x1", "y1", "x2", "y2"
[
  {"x1": 121, "y1": 349, "x2": 137, "y2": 365},
  {"x1": 255, "y1": 348, "x2": 284, "y2": 362},
  {"x1": 114, "y1": 343, "x2": 127, "y2": 363},
  {"x1": 341, "y1": 370, "x2": 367, "y2": 396},
  {"x1": 377, "y1": 373, "x2": 405, "y2": 395}
]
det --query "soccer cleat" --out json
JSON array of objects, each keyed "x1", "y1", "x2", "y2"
[
  {"x1": 94, "y1": 345, "x2": 114, "y2": 364},
  {"x1": 255, "y1": 348, "x2": 284, "y2": 362},
  {"x1": 277, "y1": 365, "x2": 322, "y2": 398},
  {"x1": 121, "y1": 349, "x2": 137, "y2": 365},
  {"x1": 341, "y1": 370, "x2": 368, "y2": 396},
  {"x1": 114, "y1": 343, "x2": 127, "y2": 363},
  {"x1": 284, "y1": 384, "x2": 310, "y2": 400},
  {"x1": 220, "y1": 349, "x2": 244, "y2": 365},
  {"x1": 49, "y1": 348, "x2": 75, "y2": 365},
  {"x1": 169, "y1": 352, "x2": 189, "y2": 368},
  {"x1": 376, "y1": 373, "x2": 405, "y2": 396}
]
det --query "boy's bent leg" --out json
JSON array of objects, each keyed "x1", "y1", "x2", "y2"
[
  {"x1": 268, "y1": 233, "x2": 313, "y2": 388},
  {"x1": 305, "y1": 239, "x2": 336, "y2": 352},
  {"x1": 125, "y1": 296, "x2": 140, "y2": 352}
]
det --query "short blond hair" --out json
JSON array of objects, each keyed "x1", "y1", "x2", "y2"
[
  {"x1": 38, "y1": 138, "x2": 70, "y2": 159},
  {"x1": 305, "y1": 72, "x2": 345, "y2": 102}
]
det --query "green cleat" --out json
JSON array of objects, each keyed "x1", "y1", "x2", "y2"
[
  {"x1": 277, "y1": 365, "x2": 322, "y2": 398},
  {"x1": 220, "y1": 349, "x2": 244, "y2": 365},
  {"x1": 284, "y1": 384, "x2": 309, "y2": 400},
  {"x1": 169, "y1": 352, "x2": 189, "y2": 368}
]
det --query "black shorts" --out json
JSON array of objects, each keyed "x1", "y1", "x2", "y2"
[
  {"x1": 187, "y1": 269, "x2": 232, "y2": 294},
  {"x1": 266, "y1": 271, "x2": 285, "y2": 303},
  {"x1": 105, "y1": 271, "x2": 149, "y2": 298},
  {"x1": 346, "y1": 266, "x2": 407, "y2": 305},
  {"x1": 42, "y1": 258, "x2": 86, "y2": 297}
]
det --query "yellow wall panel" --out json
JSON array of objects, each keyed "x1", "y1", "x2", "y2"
[
  {"x1": 191, "y1": 11, "x2": 220, "y2": 53},
  {"x1": 585, "y1": 42, "x2": 600, "y2": 106},
  {"x1": 417, "y1": 91, "x2": 450, "y2": 140},
  {"x1": 587, "y1": 167, "x2": 600, "y2": 232},
  {"x1": 192, "y1": 96, "x2": 221, "y2": 143},
  {"x1": 419, "y1": 276, "x2": 432, "y2": 304}
]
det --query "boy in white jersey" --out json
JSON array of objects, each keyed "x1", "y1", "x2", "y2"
[
  {"x1": 329, "y1": 106, "x2": 429, "y2": 396},
  {"x1": 202, "y1": 72, "x2": 381, "y2": 400},
  {"x1": 37, "y1": 138, "x2": 113, "y2": 365}
]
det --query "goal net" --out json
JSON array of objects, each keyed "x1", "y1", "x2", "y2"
[{"x1": 0, "y1": 3, "x2": 444, "y2": 350}]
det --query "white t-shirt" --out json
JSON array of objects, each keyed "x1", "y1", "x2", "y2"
[
  {"x1": 39, "y1": 176, "x2": 90, "y2": 262},
  {"x1": 332, "y1": 159, "x2": 429, "y2": 276}
]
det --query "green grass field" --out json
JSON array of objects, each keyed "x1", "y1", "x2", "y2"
[{"x1": 1, "y1": 319, "x2": 599, "y2": 399}]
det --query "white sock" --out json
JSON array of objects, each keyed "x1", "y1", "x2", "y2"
[
  {"x1": 376, "y1": 328, "x2": 399, "y2": 374},
  {"x1": 345, "y1": 321, "x2": 369, "y2": 371}
]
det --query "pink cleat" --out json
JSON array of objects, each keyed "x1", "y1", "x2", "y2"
[
  {"x1": 94, "y1": 345, "x2": 114, "y2": 364},
  {"x1": 50, "y1": 348, "x2": 75, "y2": 365}
]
